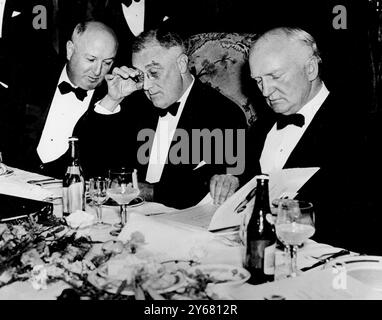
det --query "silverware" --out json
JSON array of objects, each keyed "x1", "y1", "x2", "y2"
[
  {"x1": 300, "y1": 249, "x2": 351, "y2": 272},
  {"x1": 234, "y1": 187, "x2": 256, "y2": 213},
  {"x1": 27, "y1": 178, "x2": 62, "y2": 185}
]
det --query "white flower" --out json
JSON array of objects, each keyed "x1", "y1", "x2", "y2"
[{"x1": 30, "y1": 265, "x2": 48, "y2": 290}]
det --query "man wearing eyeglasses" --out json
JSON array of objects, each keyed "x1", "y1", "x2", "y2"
[{"x1": 77, "y1": 28, "x2": 246, "y2": 209}]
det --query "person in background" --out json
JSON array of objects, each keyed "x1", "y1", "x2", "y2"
[
  {"x1": 210, "y1": 27, "x2": 369, "y2": 252},
  {"x1": 2, "y1": 20, "x2": 118, "y2": 178},
  {"x1": 77, "y1": 28, "x2": 247, "y2": 209},
  {"x1": 0, "y1": 0, "x2": 56, "y2": 154}
]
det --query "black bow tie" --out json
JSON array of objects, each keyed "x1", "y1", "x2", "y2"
[
  {"x1": 158, "y1": 102, "x2": 180, "y2": 118},
  {"x1": 276, "y1": 113, "x2": 305, "y2": 130},
  {"x1": 58, "y1": 81, "x2": 88, "y2": 101}
]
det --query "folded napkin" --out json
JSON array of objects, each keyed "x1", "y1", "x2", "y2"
[
  {"x1": 208, "y1": 268, "x2": 382, "y2": 300},
  {"x1": 65, "y1": 210, "x2": 95, "y2": 229},
  {"x1": 0, "y1": 180, "x2": 54, "y2": 201}
]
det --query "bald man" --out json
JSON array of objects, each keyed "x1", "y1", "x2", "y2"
[
  {"x1": 210, "y1": 27, "x2": 367, "y2": 250},
  {"x1": 2, "y1": 21, "x2": 118, "y2": 177}
]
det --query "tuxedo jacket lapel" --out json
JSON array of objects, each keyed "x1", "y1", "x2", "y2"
[{"x1": 283, "y1": 97, "x2": 331, "y2": 169}]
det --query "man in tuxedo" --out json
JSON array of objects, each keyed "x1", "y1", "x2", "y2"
[
  {"x1": 2, "y1": 21, "x2": 118, "y2": 178},
  {"x1": 78, "y1": 28, "x2": 246, "y2": 209},
  {"x1": 210, "y1": 27, "x2": 368, "y2": 250}
]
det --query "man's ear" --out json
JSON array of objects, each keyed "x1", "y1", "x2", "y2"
[
  {"x1": 305, "y1": 56, "x2": 319, "y2": 81},
  {"x1": 66, "y1": 40, "x2": 74, "y2": 61},
  {"x1": 177, "y1": 53, "x2": 189, "y2": 74}
]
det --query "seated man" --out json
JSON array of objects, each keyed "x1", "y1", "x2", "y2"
[
  {"x1": 210, "y1": 27, "x2": 368, "y2": 251},
  {"x1": 2, "y1": 21, "x2": 118, "y2": 178},
  {"x1": 77, "y1": 28, "x2": 247, "y2": 209}
]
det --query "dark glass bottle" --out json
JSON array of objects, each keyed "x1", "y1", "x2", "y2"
[
  {"x1": 244, "y1": 174, "x2": 276, "y2": 284},
  {"x1": 63, "y1": 137, "x2": 85, "y2": 216}
]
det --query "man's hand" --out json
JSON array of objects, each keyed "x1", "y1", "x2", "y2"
[
  {"x1": 210, "y1": 174, "x2": 240, "y2": 206},
  {"x1": 100, "y1": 67, "x2": 144, "y2": 112},
  {"x1": 106, "y1": 66, "x2": 144, "y2": 100}
]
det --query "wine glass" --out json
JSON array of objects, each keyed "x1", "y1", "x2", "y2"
[
  {"x1": 275, "y1": 199, "x2": 315, "y2": 277},
  {"x1": 89, "y1": 177, "x2": 110, "y2": 228},
  {"x1": 107, "y1": 168, "x2": 140, "y2": 236}
]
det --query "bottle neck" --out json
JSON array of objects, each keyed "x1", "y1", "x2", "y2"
[
  {"x1": 68, "y1": 140, "x2": 80, "y2": 166},
  {"x1": 254, "y1": 180, "x2": 270, "y2": 215}
]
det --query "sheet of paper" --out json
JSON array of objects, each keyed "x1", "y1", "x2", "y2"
[
  {"x1": 118, "y1": 213, "x2": 215, "y2": 261},
  {"x1": 130, "y1": 201, "x2": 177, "y2": 216},
  {"x1": 207, "y1": 167, "x2": 320, "y2": 231},
  {"x1": 151, "y1": 203, "x2": 218, "y2": 229}
]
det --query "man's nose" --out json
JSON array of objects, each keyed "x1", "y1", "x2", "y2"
[
  {"x1": 92, "y1": 62, "x2": 102, "y2": 76},
  {"x1": 260, "y1": 79, "x2": 275, "y2": 98},
  {"x1": 143, "y1": 76, "x2": 153, "y2": 91}
]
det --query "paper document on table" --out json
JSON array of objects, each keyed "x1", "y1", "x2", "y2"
[
  {"x1": 118, "y1": 213, "x2": 215, "y2": 261},
  {"x1": 206, "y1": 167, "x2": 320, "y2": 231},
  {"x1": 151, "y1": 203, "x2": 217, "y2": 229}
]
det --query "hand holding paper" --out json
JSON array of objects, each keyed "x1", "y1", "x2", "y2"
[{"x1": 207, "y1": 167, "x2": 320, "y2": 231}]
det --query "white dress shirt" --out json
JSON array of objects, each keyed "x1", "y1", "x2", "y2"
[
  {"x1": 260, "y1": 83, "x2": 330, "y2": 174},
  {"x1": 0, "y1": 0, "x2": 6, "y2": 38},
  {"x1": 122, "y1": 0, "x2": 145, "y2": 37},
  {"x1": 37, "y1": 67, "x2": 96, "y2": 163},
  {"x1": 145, "y1": 77, "x2": 195, "y2": 183}
]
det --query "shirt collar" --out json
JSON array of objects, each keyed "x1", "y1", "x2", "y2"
[
  {"x1": 177, "y1": 75, "x2": 195, "y2": 106},
  {"x1": 297, "y1": 82, "x2": 329, "y2": 120}
]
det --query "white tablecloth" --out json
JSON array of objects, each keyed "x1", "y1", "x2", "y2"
[{"x1": 1, "y1": 167, "x2": 379, "y2": 300}]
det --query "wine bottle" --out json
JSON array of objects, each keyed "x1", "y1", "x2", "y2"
[
  {"x1": 63, "y1": 136, "x2": 85, "y2": 217},
  {"x1": 244, "y1": 174, "x2": 276, "y2": 284}
]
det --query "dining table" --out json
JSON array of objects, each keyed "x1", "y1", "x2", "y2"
[{"x1": 1, "y1": 166, "x2": 382, "y2": 300}]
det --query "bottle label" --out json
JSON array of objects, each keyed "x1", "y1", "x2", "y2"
[
  {"x1": 264, "y1": 243, "x2": 276, "y2": 275},
  {"x1": 65, "y1": 182, "x2": 84, "y2": 214},
  {"x1": 246, "y1": 240, "x2": 275, "y2": 273}
]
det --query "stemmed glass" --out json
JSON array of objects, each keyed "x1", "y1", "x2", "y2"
[
  {"x1": 107, "y1": 168, "x2": 140, "y2": 236},
  {"x1": 89, "y1": 177, "x2": 110, "y2": 228},
  {"x1": 275, "y1": 199, "x2": 315, "y2": 277}
]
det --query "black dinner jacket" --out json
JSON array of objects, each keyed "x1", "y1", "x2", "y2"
[
  {"x1": 2, "y1": 59, "x2": 107, "y2": 178},
  {"x1": 76, "y1": 79, "x2": 247, "y2": 209},
  {"x1": 148, "y1": 80, "x2": 247, "y2": 209},
  {"x1": 243, "y1": 91, "x2": 369, "y2": 251}
]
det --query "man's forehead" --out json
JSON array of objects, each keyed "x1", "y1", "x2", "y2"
[
  {"x1": 250, "y1": 37, "x2": 305, "y2": 77},
  {"x1": 132, "y1": 44, "x2": 180, "y2": 69},
  {"x1": 74, "y1": 37, "x2": 116, "y2": 60}
]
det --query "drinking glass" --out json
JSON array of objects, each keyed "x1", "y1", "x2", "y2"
[
  {"x1": 89, "y1": 177, "x2": 110, "y2": 228},
  {"x1": 275, "y1": 199, "x2": 315, "y2": 277},
  {"x1": 107, "y1": 168, "x2": 140, "y2": 236}
]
